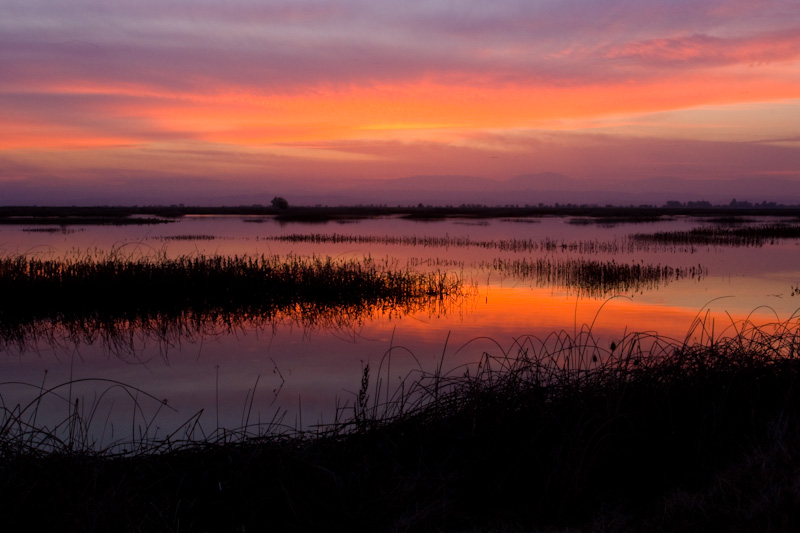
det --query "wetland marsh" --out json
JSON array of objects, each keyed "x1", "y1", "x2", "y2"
[
  {"x1": 1, "y1": 209, "x2": 798, "y2": 445},
  {"x1": 2, "y1": 206, "x2": 800, "y2": 530}
]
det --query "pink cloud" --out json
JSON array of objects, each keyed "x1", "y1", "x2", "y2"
[{"x1": 605, "y1": 28, "x2": 800, "y2": 67}]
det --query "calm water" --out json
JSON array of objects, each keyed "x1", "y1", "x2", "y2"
[{"x1": 2, "y1": 215, "x2": 799, "y2": 447}]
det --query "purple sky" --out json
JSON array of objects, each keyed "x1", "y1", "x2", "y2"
[{"x1": 2, "y1": 0, "x2": 800, "y2": 204}]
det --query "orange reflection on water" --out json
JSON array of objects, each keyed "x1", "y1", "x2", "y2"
[
  {"x1": 473, "y1": 285, "x2": 703, "y2": 341},
  {"x1": 393, "y1": 283, "x2": 783, "y2": 352}
]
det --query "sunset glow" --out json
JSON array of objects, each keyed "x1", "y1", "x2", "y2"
[{"x1": 2, "y1": 0, "x2": 800, "y2": 203}]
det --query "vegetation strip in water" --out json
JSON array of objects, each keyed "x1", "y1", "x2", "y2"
[
  {"x1": 268, "y1": 234, "x2": 707, "y2": 295},
  {"x1": 566, "y1": 215, "x2": 665, "y2": 226},
  {"x1": 482, "y1": 257, "x2": 707, "y2": 296},
  {"x1": 156, "y1": 234, "x2": 217, "y2": 241},
  {"x1": 0, "y1": 253, "x2": 464, "y2": 351},
  {"x1": 631, "y1": 222, "x2": 800, "y2": 246},
  {"x1": 272, "y1": 221, "x2": 800, "y2": 255},
  {"x1": 1, "y1": 314, "x2": 799, "y2": 531},
  {"x1": 268, "y1": 231, "x2": 633, "y2": 254},
  {"x1": 0, "y1": 216, "x2": 174, "y2": 226}
]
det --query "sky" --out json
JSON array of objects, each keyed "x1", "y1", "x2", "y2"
[{"x1": 2, "y1": 0, "x2": 800, "y2": 204}]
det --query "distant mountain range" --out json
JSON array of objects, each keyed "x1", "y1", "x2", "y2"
[{"x1": 3, "y1": 173, "x2": 799, "y2": 206}]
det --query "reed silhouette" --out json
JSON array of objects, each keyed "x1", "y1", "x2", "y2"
[
  {"x1": 0, "y1": 252, "x2": 467, "y2": 354},
  {"x1": 269, "y1": 226, "x2": 800, "y2": 255},
  {"x1": 1, "y1": 311, "x2": 799, "y2": 531},
  {"x1": 632, "y1": 222, "x2": 800, "y2": 247},
  {"x1": 478, "y1": 257, "x2": 706, "y2": 297}
]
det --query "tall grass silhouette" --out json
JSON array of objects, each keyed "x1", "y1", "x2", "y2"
[
  {"x1": 1, "y1": 311, "x2": 798, "y2": 531},
  {"x1": 0, "y1": 251, "x2": 467, "y2": 353}
]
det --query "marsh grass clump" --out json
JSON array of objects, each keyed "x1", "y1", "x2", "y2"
[
  {"x1": 567, "y1": 215, "x2": 665, "y2": 226},
  {"x1": 1, "y1": 313, "x2": 799, "y2": 531},
  {"x1": 481, "y1": 257, "x2": 706, "y2": 296},
  {"x1": 0, "y1": 252, "x2": 466, "y2": 353},
  {"x1": 268, "y1": 232, "x2": 633, "y2": 254},
  {"x1": 0, "y1": 251, "x2": 462, "y2": 314},
  {"x1": 632, "y1": 222, "x2": 800, "y2": 247},
  {"x1": 156, "y1": 234, "x2": 217, "y2": 241},
  {"x1": 21, "y1": 227, "x2": 79, "y2": 234},
  {"x1": 702, "y1": 215, "x2": 757, "y2": 225},
  {"x1": 501, "y1": 217, "x2": 541, "y2": 224}
]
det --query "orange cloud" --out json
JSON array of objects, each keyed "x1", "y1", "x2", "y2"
[{"x1": 90, "y1": 68, "x2": 798, "y2": 151}]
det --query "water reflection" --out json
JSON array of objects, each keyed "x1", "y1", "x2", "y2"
[
  {"x1": 0, "y1": 254, "x2": 707, "y2": 354},
  {"x1": 0, "y1": 294, "x2": 472, "y2": 357},
  {"x1": 1, "y1": 214, "x2": 798, "y2": 450},
  {"x1": 0, "y1": 252, "x2": 469, "y2": 355}
]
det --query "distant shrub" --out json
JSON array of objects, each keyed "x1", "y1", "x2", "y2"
[{"x1": 271, "y1": 196, "x2": 289, "y2": 210}]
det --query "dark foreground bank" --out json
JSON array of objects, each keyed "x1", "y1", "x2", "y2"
[{"x1": 1, "y1": 316, "x2": 800, "y2": 532}]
